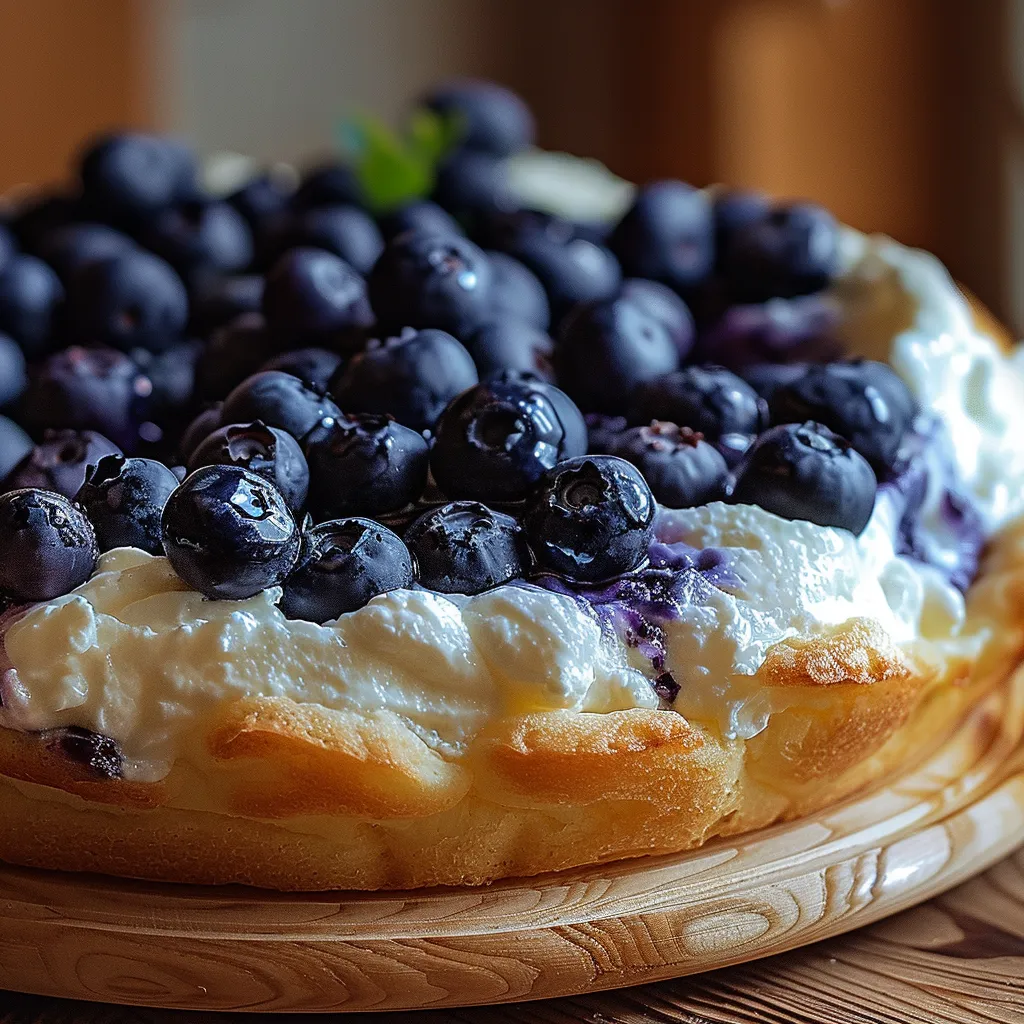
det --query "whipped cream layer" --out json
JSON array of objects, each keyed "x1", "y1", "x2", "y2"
[{"x1": 1, "y1": 230, "x2": 1021, "y2": 779}]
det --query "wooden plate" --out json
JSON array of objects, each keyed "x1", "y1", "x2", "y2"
[{"x1": 2, "y1": 668, "x2": 1024, "y2": 1014}]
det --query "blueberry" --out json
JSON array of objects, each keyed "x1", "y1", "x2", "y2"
[
  {"x1": 767, "y1": 360, "x2": 917, "y2": 476},
  {"x1": 610, "y1": 181, "x2": 715, "y2": 293},
  {"x1": 260, "y1": 347, "x2": 342, "y2": 391},
  {"x1": 463, "y1": 317, "x2": 554, "y2": 382},
  {"x1": 304, "y1": 414, "x2": 428, "y2": 520},
  {"x1": 0, "y1": 417, "x2": 33, "y2": 479},
  {"x1": 221, "y1": 370, "x2": 341, "y2": 442},
  {"x1": 291, "y1": 162, "x2": 363, "y2": 211},
  {"x1": 422, "y1": 79, "x2": 535, "y2": 157},
  {"x1": 262, "y1": 247, "x2": 372, "y2": 349},
  {"x1": 0, "y1": 332, "x2": 28, "y2": 407},
  {"x1": 178, "y1": 404, "x2": 223, "y2": 463},
  {"x1": 76, "y1": 455, "x2": 180, "y2": 554},
  {"x1": 0, "y1": 255, "x2": 64, "y2": 358},
  {"x1": 631, "y1": 365, "x2": 767, "y2": 441},
  {"x1": 696, "y1": 294, "x2": 842, "y2": 370},
  {"x1": 431, "y1": 376, "x2": 586, "y2": 502},
  {"x1": 741, "y1": 361, "x2": 809, "y2": 404},
  {"x1": 608, "y1": 422, "x2": 728, "y2": 508},
  {"x1": 0, "y1": 223, "x2": 16, "y2": 272},
  {"x1": 432, "y1": 150, "x2": 511, "y2": 217},
  {"x1": 618, "y1": 278, "x2": 695, "y2": 359},
  {"x1": 48, "y1": 726, "x2": 123, "y2": 779},
  {"x1": 731, "y1": 421, "x2": 877, "y2": 534},
  {"x1": 331, "y1": 328, "x2": 477, "y2": 432},
  {"x1": 405, "y1": 501, "x2": 527, "y2": 594},
  {"x1": 161, "y1": 465, "x2": 300, "y2": 600},
  {"x1": 79, "y1": 133, "x2": 197, "y2": 220},
  {"x1": 190, "y1": 274, "x2": 264, "y2": 336},
  {"x1": 282, "y1": 205, "x2": 384, "y2": 277},
  {"x1": 189, "y1": 421, "x2": 309, "y2": 511},
  {"x1": 194, "y1": 313, "x2": 281, "y2": 400},
  {"x1": 227, "y1": 173, "x2": 294, "y2": 234},
  {"x1": 141, "y1": 199, "x2": 254, "y2": 284},
  {"x1": 585, "y1": 413, "x2": 628, "y2": 454},
  {"x1": 280, "y1": 517, "x2": 414, "y2": 622},
  {"x1": 379, "y1": 200, "x2": 463, "y2": 241},
  {"x1": 557, "y1": 296, "x2": 680, "y2": 414},
  {"x1": 35, "y1": 222, "x2": 136, "y2": 282},
  {"x1": 485, "y1": 250, "x2": 550, "y2": 330},
  {"x1": 722, "y1": 202, "x2": 839, "y2": 302},
  {"x1": 66, "y1": 251, "x2": 188, "y2": 354},
  {"x1": 713, "y1": 189, "x2": 771, "y2": 263},
  {"x1": 170, "y1": 464, "x2": 187, "y2": 482},
  {"x1": 524, "y1": 455, "x2": 655, "y2": 582},
  {"x1": 369, "y1": 232, "x2": 493, "y2": 339},
  {"x1": 8, "y1": 192, "x2": 82, "y2": 254},
  {"x1": 0, "y1": 489, "x2": 98, "y2": 601},
  {"x1": 3, "y1": 429, "x2": 121, "y2": 498}
]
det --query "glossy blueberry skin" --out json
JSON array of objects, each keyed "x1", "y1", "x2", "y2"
[
  {"x1": 161, "y1": 465, "x2": 301, "y2": 600},
  {"x1": 0, "y1": 488, "x2": 98, "y2": 601},
  {"x1": 431, "y1": 150, "x2": 511, "y2": 217},
  {"x1": 142, "y1": 199, "x2": 254, "y2": 284},
  {"x1": 79, "y1": 133, "x2": 197, "y2": 220},
  {"x1": 76, "y1": 454, "x2": 180, "y2": 554},
  {"x1": 610, "y1": 181, "x2": 715, "y2": 293},
  {"x1": 405, "y1": 501, "x2": 527, "y2": 595},
  {"x1": 722, "y1": 202, "x2": 839, "y2": 302},
  {"x1": 631, "y1": 365, "x2": 767, "y2": 439},
  {"x1": 0, "y1": 255, "x2": 64, "y2": 358},
  {"x1": 422, "y1": 79, "x2": 535, "y2": 157},
  {"x1": 66, "y1": 251, "x2": 188, "y2": 354},
  {"x1": 177, "y1": 404, "x2": 223, "y2": 463},
  {"x1": 369, "y1": 232, "x2": 493, "y2": 339},
  {"x1": 463, "y1": 317, "x2": 554, "y2": 382},
  {"x1": 190, "y1": 274, "x2": 264, "y2": 336},
  {"x1": 35, "y1": 222, "x2": 136, "y2": 282},
  {"x1": 291, "y1": 162, "x2": 364, "y2": 211},
  {"x1": 608, "y1": 422, "x2": 728, "y2": 508},
  {"x1": 731, "y1": 421, "x2": 877, "y2": 534},
  {"x1": 221, "y1": 370, "x2": 342, "y2": 443},
  {"x1": 189, "y1": 422, "x2": 309, "y2": 511},
  {"x1": 431, "y1": 376, "x2": 587, "y2": 502},
  {"x1": 280, "y1": 517, "x2": 414, "y2": 622},
  {"x1": 524, "y1": 455, "x2": 655, "y2": 583},
  {"x1": 331, "y1": 328, "x2": 478, "y2": 433},
  {"x1": 19, "y1": 347, "x2": 153, "y2": 453},
  {"x1": 557, "y1": 296, "x2": 680, "y2": 414},
  {"x1": 0, "y1": 416, "x2": 32, "y2": 480},
  {"x1": 260, "y1": 347, "x2": 343, "y2": 391},
  {"x1": 379, "y1": 200, "x2": 463, "y2": 241},
  {"x1": 304, "y1": 414, "x2": 429, "y2": 520},
  {"x1": 194, "y1": 313, "x2": 281, "y2": 401},
  {"x1": 262, "y1": 247, "x2": 373, "y2": 349},
  {"x1": 485, "y1": 250, "x2": 550, "y2": 331},
  {"x1": 619, "y1": 279, "x2": 695, "y2": 359},
  {"x1": 0, "y1": 332, "x2": 28, "y2": 408},
  {"x1": 3, "y1": 429, "x2": 121, "y2": 498},
  {"x1": 768, "y1": 360, "x2": 917, "y2": 476},
  {"x1": 283, "y1": 205, "x2": 384, "y2": 277}
]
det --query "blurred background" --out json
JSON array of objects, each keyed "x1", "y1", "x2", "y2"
[{"x1": 0, "y1": 0, "x2": 1014, "y2": 327}]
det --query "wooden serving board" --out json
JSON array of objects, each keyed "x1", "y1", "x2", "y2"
[{"x1": 2, "y1": 669, "x2": 1024, "y2": 1014}]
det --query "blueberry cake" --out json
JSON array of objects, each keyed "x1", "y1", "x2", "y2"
[{"x1": 0, "y1": 81, "x2": 1022, "y2": 891}]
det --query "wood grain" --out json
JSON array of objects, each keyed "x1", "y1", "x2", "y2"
[{"x1": 0, "y1": 668, "x2": 1022, "y2": 1014}]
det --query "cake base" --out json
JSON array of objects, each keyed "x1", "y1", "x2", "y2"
[{"x1": 1, "y1": 665, "x2": 1023, "y2": 1013}]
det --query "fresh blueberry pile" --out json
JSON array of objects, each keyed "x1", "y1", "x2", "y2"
[{"x1": 0, "y1": 78, "x2": 944, "y2": 621}]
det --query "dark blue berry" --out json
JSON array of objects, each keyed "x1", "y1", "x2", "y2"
[
  {"x1": 9, "y1": 192, "x2": 82, "y2": 253},
  {"x1": 66, "y1": 251, "x2": 188, "y2": 354},
  {"x1": 304, "y1": 414, "x2": 429, "y2": 520},
  {"x1": 0, "y1": 332, "x2": 27, "y2": 408},
  {"x1": 133, "y1": 338, "x2": 202, "y2": 426},
  {"x1": 331, "y1": 328, "x2": 478, "y2": 432},
  {"x1": 713, "y1": 189, "x2": 771, "y2": 263},
  {"x1": 227, "y1": 173, "x2": 293, "y2": 234},
  {"x1": 291, "y1": 162, "x2": 363, "y2": 211},
  {"x1": 608, "y1": 422, "x2": 728, "y2": 508},
  {"x1": 463, "y1": 317, "x2": 554, "y2": 382},
  {"x1": 723, "y1": 202, "x2": 839, "y2": 302},
  {"x1": 380, "y1": 200, "x2": 463, "y2": 241},
  {"x1": 280, "y1": 517, "x2": 414, "y2": 622},
  {"x1": 524, "y1": 455, "x2": 655, "y2": 582},
  {"x1": 36, "y1": 222, "x2": 136, "y2": 282},
  {"x1": 585, "y1": 413, "x2": 628, "y2": 454},
  {"x1": 283, "y1": 205, "x2": 384, "y2": 277},
  {"x1": 731, "y1": 421, "x2": 877, "y2": 534},
  {"x1": 0, "y1": 223, "x2": 16, "y2": 272},
  {"x1": 0, "y1": 416, "x2": 32, "y2": 479},
  {"x1": 178, "y1": 404, "x2": 223, "y2": 463},
  {"x1": 161, "y1": 465, "x2": 300, "y2": 600},
  {"x1": 262, "y1": 247, "x2": 372, "y2": 349},
  {"x1": 194, "y1": 313, "x2": 280, "y2": 400},
  {"x1": 49, "y1": 726, "x2": 123, "y2": 779},
  {"x1": 619, "y1": 278, "x2": 695, "y2": 359},
  {"x1": 3, "y1": 429, "x2": 121, "y2": 498},
  {"x1": 432, "y1": 150, "x2": 511, "y2": 216},
  {"x1": 142, "y1": 199, "x2": 254, "y2": 284},
  {"x1": 0, "y1": 255, "x2": 64, "y2": 358},
  {"x1": 76, "y1": 455, "x2": 180, "y2": 554},
  {"x1": 260, "y1": 347, "x2": 343, "y2": 391},
  {"x1": 741, "y1": 361, "x2": 809, "y2": 403},
  {"x1": 486, "y1": 250, "x2": 550, "y2": 330},
  {"x1": 189, "y1": 421, "x2": 309, "y2": 511},
  {"x1": 191, "y1": 274, "x2": 264, "y2": 336},
  {"x1": 768, "y1": 360, "x2": 917, "y2": 476},
  {"x1": 0, "y1": 488, "x2": 98, "y2": 601},
  {"x1": 221, "y1": 370, "x2": 341, "y2": 442},
  {"x1": 557, "y1": 296, "x2": 680, "y2": 413},
  {"x1": 422, "y1": 79, "x2": 535, "y2": 157},
  {"x1": 405, "y1": 501, "x2": 527, "y2": 594},
  {"x1": 610, "y1": 181, "x2": 715, "y2": 292},
  {"x1": 431, "y1": 376, "x2": 586, "y2": 502}
]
